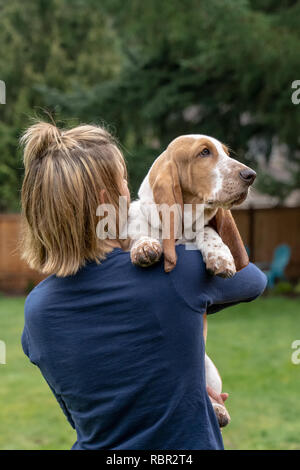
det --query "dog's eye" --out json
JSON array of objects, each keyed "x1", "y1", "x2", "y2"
[{"x1": 199, "y1": 148, "x2": 210, "y2": 157}]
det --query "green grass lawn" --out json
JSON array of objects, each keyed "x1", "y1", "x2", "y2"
[{"x1": 0, "y1": 294, "x2": 299, "y2": 450}]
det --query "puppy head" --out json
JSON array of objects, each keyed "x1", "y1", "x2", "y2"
[
  {"x1": 166, "y1": 134, "x2": 256, "y2": 208},
  {"x1": 148, "y1": 134, "x2": 252, "y2": 271}
]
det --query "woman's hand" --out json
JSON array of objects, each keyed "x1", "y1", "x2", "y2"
[{"x1": 207, "y1": 385, "x2": 230, "y2": 428}]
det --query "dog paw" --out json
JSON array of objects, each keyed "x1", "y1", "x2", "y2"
[
  {"x1": 212, "y1": 403, "x2": 231, "y2": 428},
  {"x1": 130, "y1": 237, "x2": 162, "y2": 267},
  {"x1": 205, "y1": 250, "x2": 236, "y2": 278}
]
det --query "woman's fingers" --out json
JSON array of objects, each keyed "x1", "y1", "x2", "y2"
[
  {"x1": 207, "y1": 385, "x2": 229, "y2": 405},
  {"x1": 207, "y1": 386, "x2": 231, "y2": 427},
  {"x1": 206, "y1": 385, "x2": 223, "y2": 404}
]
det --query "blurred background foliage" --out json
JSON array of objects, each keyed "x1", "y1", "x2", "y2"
[{"x1": 0, "y1": 0, "x2": 299, "y2": 210}]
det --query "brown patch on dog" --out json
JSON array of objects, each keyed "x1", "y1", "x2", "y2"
[
  {"x1": 149, "y1": 152, "x2": 183, "y2": 272},
  {"x1": 209, "y1": 208, "x2": 249, "y2": 271},
  {"x1": 149, "y1": 137, "x2": 219, "y2": 204},
  {"x1": 168, "y1": 137, "x2": 218, "y2": 204}
]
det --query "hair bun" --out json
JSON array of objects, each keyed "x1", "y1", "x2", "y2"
[{"x1": 21, "y1": 121, "x2": 62, "y2": 168}]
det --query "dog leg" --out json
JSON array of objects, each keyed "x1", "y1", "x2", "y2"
[
  {"x1": 205, "y1": 353, "x2": 231, "y2": 428},
  {"x1": 128, "y1": 200, "x2": 163, "y2": 267},
  {"x1": 203, "y1": 314, "x2": 230, "y2": 428},
  {"x1": 130, "y1": 236, "x2": 162, "y2": 267},
  {"x1": 197, "y1": 226, "x2": 236, "y2": 278}
]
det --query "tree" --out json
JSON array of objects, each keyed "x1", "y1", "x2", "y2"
[
  {"x1": 0, "y1": 0, "x2": 120, "y2": 210},
  {"x1": 41, "y1": 0, "x2": 300, "y2": 199},
  {"x1": 0, "y1": 0, "x2": 299, "y2": 208}
]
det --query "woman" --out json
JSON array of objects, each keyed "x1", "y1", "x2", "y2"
[{"x1": 21, "y1": 121, "x2": 266, "y2": 450}]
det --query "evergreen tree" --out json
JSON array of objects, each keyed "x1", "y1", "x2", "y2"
[
  {"x1": 0, "y1": 0, "x2": 120, "y2": 210},
  {"x1": 0, "y1": 0, "x2": 299, "y2": 208}
]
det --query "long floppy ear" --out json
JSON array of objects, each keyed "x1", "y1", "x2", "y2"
[
  {"x1": 149, "y1": 152, "x2": 183, "y2": 272},
  {"x1": 209, "y1": 208, "x2": 249, "y2": 271}
]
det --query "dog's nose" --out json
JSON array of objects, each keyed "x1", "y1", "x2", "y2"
[{"x1": 239, "y1": 168, "x2": 256, "y2": 185}]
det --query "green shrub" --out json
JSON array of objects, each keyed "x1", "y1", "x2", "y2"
[
  {"x1": 293, "y1": 280, "x2": 300, "y2": 295},
  {"x1": 272, "y1": 281, "x2": 293, "y2": 295}
]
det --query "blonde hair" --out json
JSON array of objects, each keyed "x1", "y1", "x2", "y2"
[{"x1": 20, "y1": 121, "x2": 127, "y2": 277}]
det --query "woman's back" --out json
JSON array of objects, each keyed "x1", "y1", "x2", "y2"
[{"x1": 22, "y1": 245, "x2": 266, "y2": 450}]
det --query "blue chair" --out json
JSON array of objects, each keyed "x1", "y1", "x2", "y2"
[{"x1": 264, "y1": 244, "x2": 291, "y2": 288}]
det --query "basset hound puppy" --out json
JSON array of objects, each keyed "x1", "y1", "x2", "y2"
[{"x1": 128, "y1": 134, "x2": 256, "y2": 426}]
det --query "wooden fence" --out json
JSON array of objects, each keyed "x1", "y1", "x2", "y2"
[
  {"x1": 0, "y1": 214, "x2": 44, "y2": 294},
  {"x1": 232, "y1": 207, "x2": 300, "y2": 279},
  {"x1": 0, "y1": 208, "x2": 299, "y2": 294}
]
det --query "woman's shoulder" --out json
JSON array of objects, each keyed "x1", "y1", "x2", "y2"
[
  {"x1": 172, "y1": 243, "x2": 208, "y2": 280},
  {"x1": 24, "y1": 249, "x2": 131, "y2": 317},
  {"x1": 24, "y1": 274, "x2": 58, "y2": 320},
  {"x1": 167, "y1": 244, "x2": 211, "y2": 313}
]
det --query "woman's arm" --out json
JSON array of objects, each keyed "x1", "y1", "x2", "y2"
[
  {"x1": 169, "y1": 246, "x2": 267, "y2": 314},
  {"x1": 205, "y1": 262, "x2": 267, "y2": 315}
]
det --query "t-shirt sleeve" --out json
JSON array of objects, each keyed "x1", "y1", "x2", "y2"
[{"x1": 169, "y1": 245, "x2": 267, "y2": 314}]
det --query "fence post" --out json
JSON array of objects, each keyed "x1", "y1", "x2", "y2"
[{"x1": 249, "y1": 206, "x2": 255, "y2": 262}]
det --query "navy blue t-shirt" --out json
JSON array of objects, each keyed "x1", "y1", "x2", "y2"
[{"x1": 22, "y1": 245, "x2": 267, "y2": 450}]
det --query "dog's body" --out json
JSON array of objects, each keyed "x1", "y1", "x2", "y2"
[{"x1": 128, "y1": 134, "x2": 256, "y2": 426}]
